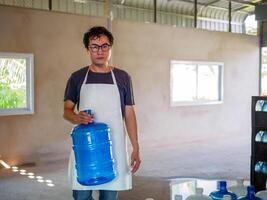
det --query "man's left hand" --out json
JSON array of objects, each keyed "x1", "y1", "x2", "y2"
[{"x1": 131, "y1": 149, "x2": 141, "y2": 174}]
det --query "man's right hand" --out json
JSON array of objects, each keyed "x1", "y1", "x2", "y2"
[
  {"x1": 75, "y1": 111, "x2": 94, "y2": 124},
  {"x1": 63, "y1": 100, "x2": 94, "y2": 125}
]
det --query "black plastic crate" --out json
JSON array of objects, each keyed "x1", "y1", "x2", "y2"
[
  {"x1": 254, "y1": 142, "x2": 267, "y2": 156},
  {"x1": 254, "y1": 112, "x2": 267, "y2": 127}
]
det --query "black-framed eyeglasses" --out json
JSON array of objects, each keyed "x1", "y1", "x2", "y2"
[{"x1": 89, "y1": 43, "x2": 111, "y2": 52}]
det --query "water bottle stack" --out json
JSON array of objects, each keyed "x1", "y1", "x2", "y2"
[{"x1": 251, "y1": 97, "x2": 267, "y2": 192}]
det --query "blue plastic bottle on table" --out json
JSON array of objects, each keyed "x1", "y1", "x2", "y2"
[
  {"x1": 71, "y1": 110, "x2": 116, "y2": 186},
  {"x1": 239, "y1": 186, "x2": 262, "y2": 200},
  {"x1": 209, "y1": 181, "x2": 237, "y2": 200}
]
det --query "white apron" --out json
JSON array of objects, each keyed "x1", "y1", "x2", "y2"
[{"x1": 68, "y1": 68, "x2": 132, "y2": 191}]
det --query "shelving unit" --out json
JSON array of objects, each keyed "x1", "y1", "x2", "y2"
[{"x1": 251, "y1": 96, "x2": 267, "y2": 192}]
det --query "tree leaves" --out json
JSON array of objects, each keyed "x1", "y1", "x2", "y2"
[{"x1": 0, "y1": 58, "x2": 26, "y2": 109}]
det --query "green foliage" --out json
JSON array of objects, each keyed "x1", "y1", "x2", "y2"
[{"x1": 0, "y1": 58, "x2": 26, "y2": 109}]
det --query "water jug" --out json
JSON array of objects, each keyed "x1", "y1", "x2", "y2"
[
  {"x1": 262, "y1": 101, "x2": 267, "y2": 112},
  {"x1": 185, "y1": 188, "x2": 211, "y2": 200},
  {"x1": 227, "y1": 179, "x2": 247, "y2": 198},
  {"x1": 238, "y1": 186, "x2": 262, "y2": 200},
  {"x1": 255, "y1": 100, "x2": 267, "y2": 112},
  {"x1": 256, "y1": 180, "x2": 267, "y2": 200},
  {"x1": 255, "y1": 131, "x2": 264, "y2": 142},
  {"x1": 255, "y1": 100, "x2": 264, "y2": 111},
  {"x1": 262, "y1": 132, "x2": 267, "y2": 143},
  {"x1": 262, "y1": 162, "x2": 267, "y2": 174},
  {"x1": 255, "y1": 162, "x2": 264, "y2": 173},
  {"x1": 71, "y1": 110, "x2": 116, "y2": 186},
  {"x1": 209, "y1": 181, "x2": 237, "y2": 200}
]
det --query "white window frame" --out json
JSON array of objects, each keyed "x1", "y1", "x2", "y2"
[
  {"x1": 0, "y1": 52, "x2": 34, "y2": 116},
  {"x1": 170, "y1": 60, "x2": 224, "y2": 107}
]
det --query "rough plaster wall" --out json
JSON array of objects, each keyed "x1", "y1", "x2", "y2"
[
  {"x1": 0, "y1": 5, "x2": 260, "y2": 178},
  {"x1": 0, "y1": 5, "x2": 106, "y2": 165},
  {"x1": 112, "y1": 20, "x2": 259, "y2": 177}
]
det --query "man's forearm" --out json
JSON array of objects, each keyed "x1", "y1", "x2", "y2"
[
  {"x1": 63, "y1": 108, "x2": 78, "y2": 124},
  {"x1": 125, "y1": 106, "x2": 139, "y2": 151}
]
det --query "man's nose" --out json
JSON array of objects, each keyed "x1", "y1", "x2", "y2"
[{"x1": 97, "y1": 47, "x2": 104, "y2": 54}]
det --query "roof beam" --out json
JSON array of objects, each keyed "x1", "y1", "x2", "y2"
[
  {"x1": 233, "y1": 5, "x2": 251, "y2": 11},
  {"x1": 204, "y1": 0, "x2": 221, "y2": 7},
  {"x1": 225, "y1": 0, "x2": 257, "y2": 6}
]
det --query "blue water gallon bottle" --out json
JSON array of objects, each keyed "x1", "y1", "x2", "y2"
[
  {"x1": 255, "y1": 131, "x2": 264, "y2": 142},
  {"x1": 262, "y1": 162, "x2": 267, "y2": 174},
  {"x1": 71, "y1": 110, "x2": 116, "y2": 186},
  {"x1": 255, "y1": 161, "x2": 264, "y2": 173},
  {"x1": 209, "y1": 181, "x2": 237, "y2": 200},
  {"x1": 262, "y1": 131, "x2": 267, "y2": 143},
  {"x1": 238, "y1": 186, "x2": 262, "y2": 200},
  {"x1": 262, "y1": 101, "x2": 267, "y2": 112}
]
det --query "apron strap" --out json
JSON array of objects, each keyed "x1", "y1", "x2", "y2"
[
  {"x1": 83, "y1": 68, "x2": 89, "y2": 84},
  {"x1": 111, "y1": 70, "x2": 117, "y2": 86}
]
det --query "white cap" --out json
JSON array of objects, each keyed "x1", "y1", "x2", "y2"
[
  {"x1": 223, "y1": 195, "x2": 232, "y2": 200},
  {"x1": 175, "y1": 194, "x2": 183, "y2": 200}
]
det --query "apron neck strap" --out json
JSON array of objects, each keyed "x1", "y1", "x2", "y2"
[
  {"x1": 83, "y1": 68, "x2": 89, "y2": 84},
  {"x1": 111, "y1": 70, "x2": 117, "y2": 85},
  {"x1": 83, "y1": 66, "x2": 117, "y2": 85}
]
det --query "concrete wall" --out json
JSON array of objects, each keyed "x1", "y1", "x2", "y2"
[
  {"x1": 112, "y1": 21, "x2": 259, "y2": 177},
  {"x1": 0, "y1": 5, "x2": 106, "y2": 164},
  {"x1": 113, "y1": 20, "x2": 259, "y2": 142},
  {"x1": 0, "y1": 5, "x2": 259, "y2": 178}
]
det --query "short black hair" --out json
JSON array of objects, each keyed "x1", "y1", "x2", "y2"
[{"x1": 83, "y1": 26, "x2": 114, "y2": 50}]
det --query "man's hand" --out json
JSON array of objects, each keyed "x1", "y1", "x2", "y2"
[
  {"x1": 63, "y1": 100, "x2": 93, "y2": 124},
  {"x1": 131, "y1": 149, "x2": 141, "y2": 173},
  {"x1": 75, "y1": 111, "x2": 94, "y2": 124}
]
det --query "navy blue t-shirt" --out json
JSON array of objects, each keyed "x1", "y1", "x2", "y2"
[{"x1": 64, "y1": 66, "x2": 135, "y2": 117}]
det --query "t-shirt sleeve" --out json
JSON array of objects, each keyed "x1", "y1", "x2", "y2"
[
  {"x1": 64, "y1": 74, "x2": 78, "y2": 104},
  {"x1": 125, "y1": 74, "x2": 135, "y2": 105}
]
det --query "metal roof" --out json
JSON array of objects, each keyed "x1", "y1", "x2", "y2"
[{"x1": 0, "y1": 0, "x2": 265, "y2": 33}]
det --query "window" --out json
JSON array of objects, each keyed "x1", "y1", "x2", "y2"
[
  {"x1": 245, "y1": 14, "x2": 258, "y2": 36},
  {"x1": 0, "y1": 52, "x2": 34, "y2": 115},
  {"x1": 170, "y1": 61, "x2": 223, "y2": 106}
]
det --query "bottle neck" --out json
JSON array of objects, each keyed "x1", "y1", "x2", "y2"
[
  {"x1": 220, "y1": 185, "x2": 227, "y2": 193},
  {"x1": 247, "y1": 190, "x2": 255, "y2": 200}
]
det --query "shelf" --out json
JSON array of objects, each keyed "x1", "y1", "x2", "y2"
[
  {"x1": 251, "y1": 97, "x2": 267, "y2": 192},
  {"x1": 254, "y1": 142, "x2": 267, "y2": 155},
  {"x1": 254, "y1": 112, "x2": 267, "y2": 127}
]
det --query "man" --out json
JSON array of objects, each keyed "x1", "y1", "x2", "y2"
[{"x1": 63, "y1": 26, "x2": 141, "y2": 200}]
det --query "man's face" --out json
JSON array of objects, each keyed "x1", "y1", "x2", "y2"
[{"x1": 88, "y1": 35, "x2": 111, "y2": 67}]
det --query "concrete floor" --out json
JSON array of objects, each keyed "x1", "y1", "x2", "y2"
[{"x1": 0, "y1": 134, "x2": 251, "y2": 200}]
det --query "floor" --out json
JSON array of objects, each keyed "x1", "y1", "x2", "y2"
[
  {"x1": 0, "y1": 160, "x2": 169, "y2": 200},
  {"x1": 0, "y1": 134, "x2": 251, "y2": 200}
]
